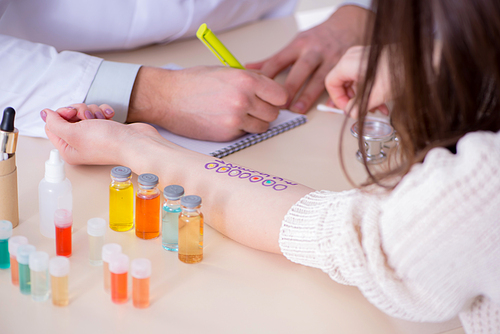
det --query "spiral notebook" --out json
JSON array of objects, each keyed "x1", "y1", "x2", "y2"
[{"x1": 153, "y1": 110, "x2": 307, "y2": 158}]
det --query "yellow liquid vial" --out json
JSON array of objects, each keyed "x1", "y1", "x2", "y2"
[{"x1": 109, "y1": 182, "x2": 134, "y2": 232}]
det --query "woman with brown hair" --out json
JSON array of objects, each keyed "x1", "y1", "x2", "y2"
[{"x1": 41, "y1": 0, "x2": 499, "y2": 332}]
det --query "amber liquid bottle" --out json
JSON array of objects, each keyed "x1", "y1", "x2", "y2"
[
  {"x1": 178, "y1": 195, "x2": 204, "y2": 264},
  {"x1": 135, "y1": 174, "x2": 161, "y2": 240}
]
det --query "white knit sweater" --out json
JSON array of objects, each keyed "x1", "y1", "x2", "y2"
[{"x1": 279, "y1": 130, "x2": 500, "y2": 334}]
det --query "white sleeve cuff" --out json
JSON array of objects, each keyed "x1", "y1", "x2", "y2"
[{"x1": 84, "y1": 61, "x2": 141, "y2": 123}]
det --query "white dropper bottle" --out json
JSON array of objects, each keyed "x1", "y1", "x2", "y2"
[{"x1": 38, "y1": 149, "x2": 73, "y2": 238}]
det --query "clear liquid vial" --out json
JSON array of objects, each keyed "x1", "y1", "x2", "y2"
[
  {"x1": 29, "y1": 251, "x2": 50, "y2": 302},
  {"x1": 87, "y1": 218, "x2": 106, "y2": 266}
]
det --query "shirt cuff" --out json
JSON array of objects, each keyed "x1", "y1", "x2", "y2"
[
  {"x1": 339, "y1": 0, "x2": 371, "y2": 10},
  {"x1": 84, "y1": 61, "x2": 141, "y2": 123}
]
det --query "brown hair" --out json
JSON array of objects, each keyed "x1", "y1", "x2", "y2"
[{"x1": 345, "y1": 0, "x2": 500, "y2": 186}]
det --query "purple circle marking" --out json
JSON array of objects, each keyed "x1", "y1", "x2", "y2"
[
  {"x1": 205, "y1": 162, "x2": 219, "y2": 170},
  {"x1": 216, "y1": 167, "x2": 230, "y2": 173},
  {"x1": 262, "y1": 180, "x2": 276, "y2": 187},
  {"x1": 249, "y1": 176, "x2": 264, "y2": 183},
  {"x1": 273, "y1": 184, "x2": 288, "y2": 191},
  {"x1": 228, "y1": 169, "x2": 242, "y2": 177}
]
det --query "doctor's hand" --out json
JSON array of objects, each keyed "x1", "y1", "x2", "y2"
[
  {"x1": 127, "y1": 65, "x2": 288, "y2": 142},
  {"x1": 246, "y1": 5, "x2": 372, "y2": 114},
  {"x1": 325, "y1": 46, "x2": 392, "y2": 119}
]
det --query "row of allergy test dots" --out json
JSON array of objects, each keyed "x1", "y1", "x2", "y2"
[{"x1": 0, "y1": 222, "x2": 151, "y2": 307}]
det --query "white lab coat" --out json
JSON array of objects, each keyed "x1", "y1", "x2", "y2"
[{"x1": 0, "y1": 0, "x2": 297, "y2": 137}]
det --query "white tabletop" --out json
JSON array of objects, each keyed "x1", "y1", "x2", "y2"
[{"x1": 0, "y1": 8, "x2": 464, "y2": 334}]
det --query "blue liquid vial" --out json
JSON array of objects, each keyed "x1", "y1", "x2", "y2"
[
  {"x1": 0, "y1": 220, "x2": 13, "y2": 269},
  {"x1": 17, "y1": 244, "x2": 36, "y2": 295},
  {"x1": 161, "y1": 185, "x2": 184, "y2": 252}
]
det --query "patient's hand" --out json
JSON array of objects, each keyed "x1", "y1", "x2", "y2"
[{"x1": 45, "y1": 103, "x2": 115, "y2": 122}]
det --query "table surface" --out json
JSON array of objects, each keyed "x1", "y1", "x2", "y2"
[{"x1": 0, "y1": 7, "x2": 464, "y2": 334}]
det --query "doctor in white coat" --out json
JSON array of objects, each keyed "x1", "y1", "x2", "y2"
[
  {"x1": 0, "y1": 0, "x2": 296, "y2": 140},
  {"x1": 0, "y1": 0, "x2": 371, "y2": 140}
]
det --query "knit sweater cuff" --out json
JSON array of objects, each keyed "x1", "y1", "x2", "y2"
[{"x1": 279, "y1": 189, "x2": 362, "y2": 285}]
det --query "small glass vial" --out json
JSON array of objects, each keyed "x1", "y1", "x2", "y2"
[
  {"x1": 17, "y1": 244, "x2": 36, "y2": 295},
  {"x1": 109, "y1": 253, "x2": 129, "y2": 304},
  {"x1": 29, "y1": 251, "x2": 50, "y2": 302},
  {"x1": 102, "y1": 243, "x2": 122, "y2": 292},
  {"x1": 0, "y1": 220, "x2": 13, "y2": 269},
  {"x1": 178, "y1": 195, "x2": 204, "y2": 264},
  {"x1": 49, "y1": 256, "x2": 70, "y2": 306},
  {"x1": 87, "y1": 218, "x2": 106, "y2": 265},
  {"x1": 109, "y1": 166, "x2": 134, "y2": 232},
  {"x1": 162, "y1": 185, "x2": 184, "y2": 251},
  {"x1": 131, "y1": 258, "x2": 151, "y2": 308},
  {"x1": 8, "y1": 235, "x2": 28, "y2": 285},
  {"x1": 135, "y1": 173, "x2": 161, "y2": 240},
  {"x1": 54, "y1": 209, "x2": 72, "y2": 257}
]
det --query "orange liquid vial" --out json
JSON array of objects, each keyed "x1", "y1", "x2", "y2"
[
  {"x1": 111, "y1": 272, "x2": 128, "y2": 304},
  {"x1": 131, "y1": 258, "x2": 151, "y2": 308},
  {"x1": 10, "y1": 256, "x2": 19, "y2": 285},
  {"x1": 135, "y1": 174, "x2": 160, "y2": 240},
  {"x1": 8, "y1": 236, "x2": 29, "y2": 286},
  {"x1": 109, "y1": 253, "x2": 129, "y2": 304},
  {"x1": 132, "y1": 277, "x2": 150, "y2": 308}
]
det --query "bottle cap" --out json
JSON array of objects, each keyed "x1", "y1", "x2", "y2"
[
  {"x1": 111, "y1": 166, "x2": 132, "y2": 180},
  {"x1": 0, "y1": 107, "x2": 19, "y2": 154},
  {"x1": 181, "y1": 195, "x2": 202, "y2": 208},
  {"x1": 44, "y1": 149, "x2": 66, "y2": 183},
  {"x1": 54, "y1": 209, "x2": 73, "y2": 228},
  {"x1": 102, "y1": 243, "x2": 122, "y2": 263},
  {"x1": 8, "y1": 235, "x2": 28, "y2": 257},
  {"x1": 138, "y1": 173, "x2": 159, "y2": 187},
  {"x1": 109, "y1": 253, "x2": 129, "y2": 274},
  {"x1": 0, "y1": 220, "x2": 13, "y2": 239},
  {"x1": 0, "y1": 107, "x2": 15, "y2": 132},
  {"x1": 131, "y1": 258, "x2": 151, "y2": 279},
  {"x1": 16, "y1": 244, "x2": 36, "y2": 265},
  {"x1": 49, "y1": 256, "x2": 70, "y2": 277},
  {"x1": 163, "y1": 185, "x2": 184, "y2": 200},
  {"x1": 87, "y1": 218, "x2": 106, "y2": 237},
  {"x1": 29, "y1": 251, "x2": 49, "y2": 272}
]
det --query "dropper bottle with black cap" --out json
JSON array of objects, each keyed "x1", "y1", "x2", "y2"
[{"x1": 0, "y1": 107, "x2": 20, "y2": 227}]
